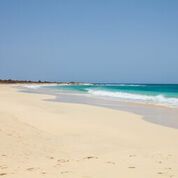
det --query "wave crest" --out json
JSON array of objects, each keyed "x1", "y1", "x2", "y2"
[{"x1": 87, "y1": 89, "x2": 178, "y2": 107}]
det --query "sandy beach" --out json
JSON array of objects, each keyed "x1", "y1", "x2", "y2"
[{"x1": 0, "y1": 84, "x2": 178, "y2": 178}]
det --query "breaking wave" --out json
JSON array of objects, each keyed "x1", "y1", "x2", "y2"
[{"x1": 87, "y1": 89, "x2": 178, "y2": 107}]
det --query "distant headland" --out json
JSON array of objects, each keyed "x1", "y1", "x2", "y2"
[{"x1": 0, "y1": 79, "x2": 85, "y2": 85}]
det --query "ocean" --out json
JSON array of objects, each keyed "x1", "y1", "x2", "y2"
[{"x1": 44, "y1": 84, "x2": 178, "y2": 108}]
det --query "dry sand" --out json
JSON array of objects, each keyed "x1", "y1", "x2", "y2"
[{"x1": 0, "y1": 84, "x2": 178, "y2": 178}]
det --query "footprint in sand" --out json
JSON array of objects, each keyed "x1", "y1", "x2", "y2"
[
  {"x1": 61, "y1": 171, "x2": 72, "y2": 174},
  {"x1": 0, "y1": 166, "x2": 7, "y2": 170},
  {"x1": 0, "y1": 173, "x2": 7, "y2": 176},
  {"x1": 106, "y1": 161, "x2": 115, "y2": 165},
  {"x1": 26, "y1": 167, "x2": 40, "y2": 172},
  {"x1": 157, "y1": 172, "x2": 164, "y2": 175},
  {"x1": 128, "y1": 166, "x2": 136, "y2": 169},
  {"x1": 26, "y1": 168, "x2": 35, "y2": 171},
  {"x1": 57, "y1": 159, "x2": 70, "y2": 163},
  {"x1": 129, "y1": 154, "x2": 136, "y2": 157},
  {"x1": 83, "y1": 156, "x2": 98, "y2": 160}
]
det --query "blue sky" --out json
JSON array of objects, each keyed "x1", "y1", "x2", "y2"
[{"x1": 0, "y1": 0, "x2": 178, "y2": 83}]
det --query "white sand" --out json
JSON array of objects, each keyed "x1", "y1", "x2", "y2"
[{"x1": 0, "y1": 84, "x2": 178, "y2": 178}]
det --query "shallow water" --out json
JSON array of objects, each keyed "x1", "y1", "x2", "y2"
[
  {"x1": 20, "y1": 86, "x2": 178, "y2": 129},
  {"x1": 45, "y1": 84, "x2": 178, "y2": 108}
]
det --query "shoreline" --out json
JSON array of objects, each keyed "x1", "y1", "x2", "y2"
[
  {"x1": 20, "y1": 84, "x2": 178, "y2": 129},
  {"x1": 1, "y1": 84, "x2": 178, "y2": 178},
  {"x1": 20, "y1": 83, "x2": 178, "y2": 109}
]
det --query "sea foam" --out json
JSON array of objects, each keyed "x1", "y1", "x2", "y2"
[
  {"x1": 87, "y1": 89, "x2": 178, "y2": 107},
  {"x1": 23, "y1": 85, "x2": 42, "y2": 89}
]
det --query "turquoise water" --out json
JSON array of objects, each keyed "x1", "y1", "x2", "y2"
[{"x1": 45, "y1": 84, "x2": 178, "y2": 107}]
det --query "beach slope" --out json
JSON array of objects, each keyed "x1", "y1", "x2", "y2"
[{"x1": 0, "y1": 84, "x2": 178, "y2": 178}]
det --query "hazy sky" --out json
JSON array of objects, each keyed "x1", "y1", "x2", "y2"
[{"x1": 0, "y1": 0, "x2": 178, "y2": 83}]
